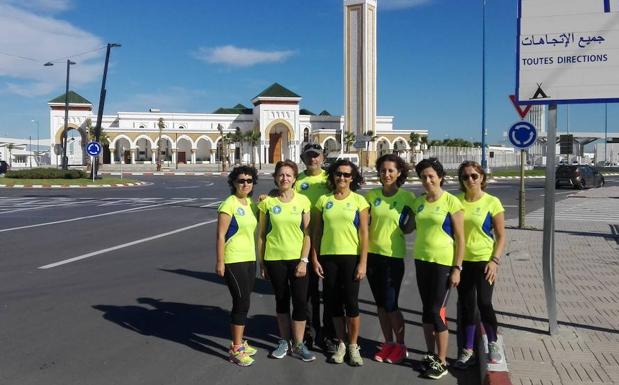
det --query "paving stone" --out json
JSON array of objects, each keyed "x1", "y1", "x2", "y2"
[
  {"x1": 543, "y1": 339, "x2": 597, "y2": 363},
  {"x1": 555, "y1": 361, "x2": 612, "y2": 383}
]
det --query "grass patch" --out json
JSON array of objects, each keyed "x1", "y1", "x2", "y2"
[{"x1": 0, "y1": 177, "x2": 140, "y2": 186}]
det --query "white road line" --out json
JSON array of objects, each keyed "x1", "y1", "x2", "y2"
[
  {"x1": 0, "y1": 200, "x2": 92, "y2": 215},
  {"x1": 200, "y1": 200, "x2": 222, "y2": 208},
  {"x1": 0, "y1": 198, "x2": 195, "y2": 233},
  {"x1": 38, "y1": 219, "x2": 217, "y2": 269},
  {"x1": 503, "y1": 205, "x2": 518, "y2": 208}
]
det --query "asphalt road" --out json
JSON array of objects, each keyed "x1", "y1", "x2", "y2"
[{"x1": 1, "y1": 175, "x2": 617, "y2": 385}]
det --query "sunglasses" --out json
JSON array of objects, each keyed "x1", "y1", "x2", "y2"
[
  {"x1": 335, "y1": 171, "x2": 353, "y2": 178},
  {"x1": 236, "y1": 178, "x2": 254, "y2": 185},
  {"x1": 303, "y1": 144, "x2": 322, "y2": 151},
  {"x1": 461, "y1": 174, "x2": 480, "y2": 181}
]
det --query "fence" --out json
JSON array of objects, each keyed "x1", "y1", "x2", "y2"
[{"x1": 424, "y1": 146, "x2": 522, "y2": 170}]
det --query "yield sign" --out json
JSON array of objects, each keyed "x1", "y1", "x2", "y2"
[{"x1": 509, "y1": 95, "x2": 532, "y2": 119}]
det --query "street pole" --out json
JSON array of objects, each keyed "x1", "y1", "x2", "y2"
[
  {"x1": 604, "y1": 104, "x2": 608, "y2": 165},
  {"x1": 518, "y1": 149, "x2": 525, "y2": 228},
  {"x1": 31, "y1": 120, "x2": 39, "y2": 166},
  {"x1": 62, "y1": 60, "x2": 75, "y2": 170},
  {"x1": 480, "y1": 0, "x2": 488, "y2": 172},
  {"x1": 542, "y1": 104, "x2": 558, "y2": 335},
  {"x1": 93, "y1": 43, "x2": 121, "y2": 179},
  {"x1": 29, "y1": 135, "x2": 32, "y2": 168}
]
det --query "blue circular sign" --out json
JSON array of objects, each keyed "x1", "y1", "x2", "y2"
[
  {"x1": 86, "y1": 141, "x2": 102, "y2": 156},
  {"x1": 508, "y1": 121, "x2": 537, "y2": 149}
]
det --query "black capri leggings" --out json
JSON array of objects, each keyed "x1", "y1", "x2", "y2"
[
  {"x1": 321, "y1": 255, "x2": 360, "y2": 318},
  {"x1": 264, "y1": 260, "x2": 309, "y2": 321},
  {"x1": 415, "y1": 259, "x2": 451, "y2": 332},
  {"x1": 457, "y1": 260, "x2": 498, "y2": 334},
  {"x1": 367, "y1": 253, "x2": 405, "y2": 313},
  {"x1": 224, "y1": 261, "x2": 256, "y2": 326}
]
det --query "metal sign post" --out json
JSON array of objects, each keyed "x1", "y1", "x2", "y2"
[{"x1": 508, "y1": 121, "x2": 537, "y2": 229}]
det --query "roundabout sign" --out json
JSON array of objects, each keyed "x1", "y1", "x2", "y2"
[{"x1": 508, "y1": 121, "x2": 537, "y2": 149}]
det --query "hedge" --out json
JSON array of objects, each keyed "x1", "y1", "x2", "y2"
[{"x1": 5, "y1": 168, "x2": 86, "y2": 179}]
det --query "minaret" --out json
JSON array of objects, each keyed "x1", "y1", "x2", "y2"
[{"x1": 344, "y1": 0, "x2": 377, "y2": 137}]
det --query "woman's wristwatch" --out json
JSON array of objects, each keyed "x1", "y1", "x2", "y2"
[
  {"x1": 491, "y1": 256, "x2": 501, "y2": 265},
  {"x1": 453, "y1": 265, "x2": 463, "y2": 271},
  {"x1": 300, "y1": 257, "x2": 309, "y2": 263}
]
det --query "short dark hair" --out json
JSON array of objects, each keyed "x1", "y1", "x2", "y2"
[
  {"x1": 272, "y1": 159, "x2": 299, "y2": 186},
  {"x1": 415, "y1": 157, "x2": 446, "y2": 186},
  {"x1": 326, "y1": 159, "x2": 364, "y2": 191},
  {"x1": 227, "y1": 165, "x2": 258, "y2": 195},
  {"x1": 457, "y1": 160, "x2": 487, "y2": 191},
  {"x1": 375, "y1": 153, "x2": 409, "y2": 187}
]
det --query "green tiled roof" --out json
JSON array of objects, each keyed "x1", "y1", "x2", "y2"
[
  {"x1": 48, "y1": 90, "x2": 92, "y2": 104},
  {"x1": 319, "y1": 110, "x2": 331, "y2": 116},
  {"x1": 254, "y1": 82, "x2": 300, "y2": 98},
  {"x1": 233, "y1": 103, "x2": 248, "y2": 109},
  {"x1": 213, "y1": 106, "x2": 253, "y2": 114},
  {"x1": 300, "y1": 108, "x2": 315, "y2": 116}
]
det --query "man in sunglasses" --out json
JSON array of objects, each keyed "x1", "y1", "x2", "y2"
[{"x1": 294, "y1": 143, "x2": 337, "y2": 353}]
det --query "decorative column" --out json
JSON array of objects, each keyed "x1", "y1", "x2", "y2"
[
  {"x1": 263, "y1": 141, "x2": 270, "y2": 164},
  {"x1": 191, "y1": 148, "x2": 197, "y2": 164},
  {"x1": 210, "y1": 149, "x2": 216, "y2": 164},
  {"x1": 109, "y1": 147, "x2": 115, "y2": 164},
  {"x1": 172, "y1": 149, "x2": 177, "y2": 165},
  {"x1": 130, "y1": 148, "x2": 136, "y2": 164}
]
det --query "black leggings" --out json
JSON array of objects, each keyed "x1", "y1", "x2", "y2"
[
  {"x1": 265, "y1": 260, "x2": 309, "y2": 321},
  {"x1": 224, "y1": 261, "x2": 256, "y2": 326},
  {"x1": 415, "y1": 259, "x2": 451, "y2": 332},
  {"x1": 321, "y1": 255, "x2": 360, "y2": 318},
  {"x1": 367, "y1": 253, "x2": 404, "y2": 312},
  {"x1": 457, "y1": 261, "x2": 498, "y2": 334}
]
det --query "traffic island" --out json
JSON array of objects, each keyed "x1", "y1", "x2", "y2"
[{"x1": 0, "y1": 177, "x2": 147, "y2": 188}]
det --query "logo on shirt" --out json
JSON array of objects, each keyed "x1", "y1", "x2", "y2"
[
  {"x1": 300, "y1": 182, "x2": 309, "y2": 191},
  {"x1": 272, "y1": 205, "x2": 282, "y2": 214},
  {"x1": 374, "y1": 197, "x2": 382, "y2": 207},
  {"x1": 326, "y1": 201, "x2": 334, "y2": 209},
  {"x1": 236, "y1": 207, "x2": 245, "y2": 216},
  {"x1": 291, "y1": 206, "x2": 298, "y2": 214},
  {"x1": 416, "y1": 204, "x2": 425, "y2": 213}
]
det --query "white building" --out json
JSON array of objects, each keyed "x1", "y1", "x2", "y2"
[{"x1": 0, "y1": 137, "x2": 50, "y2": 168}]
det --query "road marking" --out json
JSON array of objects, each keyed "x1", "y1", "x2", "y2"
[
  {"x1": 38, "y1": 219, "x2": 217, "y2": 269},
  {"x1": 0, "y1": 198, "x2": 195, "y2": 233},
  {"x1": 200, "y1": 200, "x2": 222, "y2": 208},
  {"x1": 0, "y1": 200, "x2": 94, "y2": 215},
  {"x1": 503, "y1": 205, "x2": 518, "y2": 208}
]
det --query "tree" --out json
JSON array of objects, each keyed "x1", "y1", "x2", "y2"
[
  {"x1": 420, "y1": 135, "x2": 429, "y2": 151},
  {"x1": 344, "y1": 131, "x2": 356, "y2": 153},
  {"x1": 232, "y1": 127, "x2": 243, "y2": 164},
  {"x1": 157, "y1": 118, "x2": 165, "y2": 171},
  {"x1": 364, "y1": 130, "x2": 377, "y2": 167},
  {"x1": 243, "y1": 129, "x2": 261, "y2": 168},
  {"x1": 408, "y1": 132, "x2": 420, "y2": 163},
  {"x1": 7, "y1": 143, "x2": 14, "y2": 167}
]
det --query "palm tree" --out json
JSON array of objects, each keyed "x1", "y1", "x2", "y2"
[
  {"x1": 408, "y1": 132, "x2": 420, "y2": 164},
  {"x1": 233, "y1": 127, "x2": 243, "y2": 165},
  {"x1": 344, "y1": 131, "x2": 356, "y2": 153},
  {"x1": 364, "y1": 130, "x2": 378, "y2": 167},
  {"x1": 243, "y1": 129, "x2": 261, "y2": 168},
  {"x1": 157, "y1": 118, "x2": 165, "y2": 171},
  {"x1": 7, "y1": 143, "x2": 14, "y2": 168}
]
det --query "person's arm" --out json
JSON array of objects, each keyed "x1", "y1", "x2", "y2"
[
  {"x1": 485, "y1": 212, "x2": 506, "y2": 284},
  {"x1": 403, "y1": 209, "x2": 416, "y2": 233},
  {"x1": 355, "y1": 208, "x2": 369, "y2": 281},
  {"x1": 311, "y1": 210, "x2": 325, "y2": 278},
  {"x1": 215, "y1": 212, "x2": 231, "y2": 277},
  {"x1": 257, "y1": 211, "x2": 268, "y2": 279},
  {"x1": 295, "y1": 211, "x2": 311, "y2": 278},
  {"x1": 449, "y1": 210, "x2": 465, "y2": 287}
]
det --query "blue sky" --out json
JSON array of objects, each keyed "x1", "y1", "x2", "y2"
[{"x1": 0, "y1": 0, "x2": 617, "y2": 145}]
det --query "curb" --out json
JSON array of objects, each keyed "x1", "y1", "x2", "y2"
[
  {"x1": 0, "y1": 181, "x2": 150, "y2": 189},
  {"x1": 100, "y1": 171, "x2": 274, "y2": 176},
  {"x1": 478, "y1": 324, "x2": 511, "y2": 385}
]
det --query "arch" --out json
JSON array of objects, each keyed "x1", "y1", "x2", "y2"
[
  {"x1": 376, "y1": 137, "x2": 391, "y2": 158},
  {"x1": 110, "y1": 134, "x2": 133, "y2": 149},
  {"x1": 134, "y1": 135, "x2": 155, "y2": 163},
  {"x1": 393, "y1": 137, "x2": 410, "y2": 150},
  {"x1": 322, "y1": 137, "x2": 339, "y2": 154},
  {"x1": 265, "y1": 118, "x2": 295, "y2": 140},
  {"x1": 265, "y1": 119, "x2": 294, "y2": 163},
  {"x1": 174, "y1": 134, "x2": 194, "y2": 148},
  {"x1": 375, "y1": 136, "x2": 392, "y2": 148},
  {"x1": 196, "y1": 136, "x2": 214, "y2": 163},
  {"x1": 195, "y1": 135, "x2": 214, "y2": 148},
  {"x1": 133, "y1": 134, "x2": 156, "y2": 148},
  {"x1": 54, "y1": 122, "x2": 81, "y2": 144}
]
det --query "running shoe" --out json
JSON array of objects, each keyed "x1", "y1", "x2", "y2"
[
  {"x1": 421, "y1": 352, "x2": 439, "y2": 370},
  {"x1": 329, "y1": 342, "x2": 347, "y2": 364},
  {"x1": 242, "y1": 340, "x2": 257, "y2": 356},
  {"x1": 453, "y1": 348, "x2": 476, "y2": 369},
  {"x1": 488, "y1": 341, "x2": 503, "y2": 364},
  {"x1": 271, "y1": 339, "x2": 289, "y2": 359},
  {"x1": 229, "y1": 346, "x2": 254, "y2": 367},
  {"x1": 292, "y1": 342, "x2": 316, "y2": 362},
  {"x1": 424, "y1": 360, "x2": 448, "y2": 380},
  {"x1": 385, "y1": 343, "x2": 408, "y2": 364},
  {"x1": 321, "y1": 337, "x2": 338, "y2": 354},
  {"x1": 373, "y1": 343, "x2": 394, "y2": 362},
  {"x1": 347, "y1": 344, "x2": 364, "y2": 366}
]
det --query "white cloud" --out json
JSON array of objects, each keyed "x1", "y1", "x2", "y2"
[
  {"x1": 193, "y1": 45, "x2": 295, "y2": 67},
  {"x1": 0, "y1": 3, "x2": 103, "y2": 97},
  {"x1": 1, "y1": 0, "x2": 72, "y2": 13},
  {"x1": 380, "y1": 0, "x2": 432, "y2": 10}
]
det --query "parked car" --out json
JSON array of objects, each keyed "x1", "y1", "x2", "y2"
[
  {"x1": 0, "y1": 160, "x2": 9, "y2": 175},
  {"x1": 555, "y1": 165, "x2": 604, "y2": 189},
  {"x1": 323, "y1": 152, "x2": 360, "y2": 169}
]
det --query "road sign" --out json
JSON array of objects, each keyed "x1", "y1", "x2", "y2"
[
  {"x1": 86, "y1": 141, "x2": 102, "y2": 156},
  {"x1": 517, "y1": 0, "x2": 619, "y2": 104},
  {"x1": 508, "y1": 121, "x2": 537, "y2": 149},
  {"x1": 559, "y1": 134, "x2": 574, "y2": 155},
  {"x1": 509, "y1": 95, "x2": 532, "y2": 119},
  {"x1": 352, "y1": 139, "x2": 366, "y2": 149}
]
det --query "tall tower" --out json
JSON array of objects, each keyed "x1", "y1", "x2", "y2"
[{"x1": 344, "y1": 0, "x2": 377, "y2": 137}]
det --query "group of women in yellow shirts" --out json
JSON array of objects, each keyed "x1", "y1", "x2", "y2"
[{"x1": 215, "y1": 152, "x2": 505, "y2": 381}]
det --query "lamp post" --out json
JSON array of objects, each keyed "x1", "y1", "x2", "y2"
[
  {"x1": 480, "y1": 0, "x2": 488, "y2": 172},
  {"x1": 92, "y1": 43, "x2": 122, "y2": 179},
  {"x1": 604, "y1": 104, "x2": 608, "y2": 165},
  {"x1": 45, "y1": 60, "x2": 76, "y2": 170},
  {"x1": 31, "y1": 120, "x2": 39, "y2": 166}
]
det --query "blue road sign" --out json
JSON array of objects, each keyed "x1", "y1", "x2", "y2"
[
  {"x1": 508, "y1": 121, "x2": 537, "y2": 149},
  {"x1": 86, "y1": 141, "x2": 102, "y2": 156}
]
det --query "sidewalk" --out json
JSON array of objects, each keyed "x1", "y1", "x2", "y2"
[{"x1": 498, "y1": 186, "x2": 619, "y2": 385}]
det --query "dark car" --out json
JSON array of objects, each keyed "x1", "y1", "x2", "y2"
[
  {"x1": 0, "y1": 160, "x2": 9, "y2": 174},
  {"x1": 555, "y1": 165, "x2": 604, "y2": 189}
]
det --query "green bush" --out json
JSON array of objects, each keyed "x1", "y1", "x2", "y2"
[{"x1": 6, "y1": 168, "x2": 86, "y2": 179}]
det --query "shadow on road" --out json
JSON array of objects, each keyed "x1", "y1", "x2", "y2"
[
  {"x1": 159, "y1": 268, "x2": 274, "y2": 295},
  {"x1": 93, "y1": 297, "x2": 276, "y2": 361}
]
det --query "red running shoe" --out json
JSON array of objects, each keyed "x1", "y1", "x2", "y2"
[{"x1": 374, "y1": 343, "x2": 395, "y2": 362}]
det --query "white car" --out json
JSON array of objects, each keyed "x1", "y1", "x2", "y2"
[{"x1": 323, "y1": 153, "x2": 360, "y2": 169}]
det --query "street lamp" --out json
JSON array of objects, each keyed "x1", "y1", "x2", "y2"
[
  {"x1": 45, "y1": 59, "x2": 76, "y2": 170},
  {"x1": 92, "y1": 43, "x2": 122, "y2": 179},
  {"x1": 480, "y1": 0, "x2": 488, "y2": 172},
  {"x1": 31, "y1": 119, "x2": 39, "y2": 166}
]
